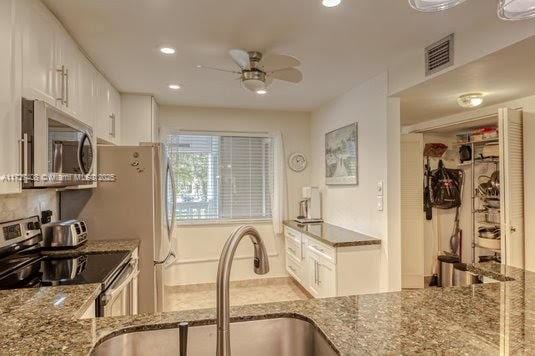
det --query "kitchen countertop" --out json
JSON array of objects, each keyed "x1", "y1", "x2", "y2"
[
  {"x1": 42, "y1": 239, "x2": 140, "y2": 257},
  {"x1": 283, "y1": 220, "x2": 381, "y2": 247},
  {"x1": 3, "y1": 261, "x2": 535, "y2": 355}
]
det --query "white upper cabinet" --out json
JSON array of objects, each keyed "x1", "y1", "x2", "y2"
[
  {"x1": 94, "y1": 73, "x2": 120, "y2": 144},
  {"x1": 0, "y1": 0, "x2": 22, "y2": 195},
  {"x1": 21, "y1": 0, "x2": 58, "y2": 105},
  {"x1": 55, "y1": 29, "x2": 81, "y2": 118},
  {"x1": 120, "y1": 94, "x2": 160, "y2": 145},
  {"x1": 78, "y1": 54, "x2": 95, "y2": 127},
  {"x1": 19, "y1": 0, "x2": 120, "y2": 143}
]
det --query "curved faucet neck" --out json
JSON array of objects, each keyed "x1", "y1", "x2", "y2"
[{"x1": 216, "y1": 225, "x2": 269, "y2": 356}]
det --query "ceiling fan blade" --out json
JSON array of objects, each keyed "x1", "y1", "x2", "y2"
[
  {"x1": 196, "y1": 65, "x2": 241, "y2": 74},
  {"x1": 229, "y1": 49, "x2": 250, "y2": 70},
  {"x1": 269, "y1": 68, "x2": 303, "y2": 83},
  {"x1": 261, "y1": 54, "x2": 300, "y2": 71}
]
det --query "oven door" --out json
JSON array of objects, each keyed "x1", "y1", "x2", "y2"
[
  {"x1": 99, "y1": 259, "x2": 139, "y2": 317},
  {"x1": 23, "y1": 99, "x2": 94, "y2": 188}
]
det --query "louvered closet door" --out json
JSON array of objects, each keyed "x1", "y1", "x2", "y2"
[
  {"x1": 499, "y1": 108, "x2": 524, "y2": 269},
  {"x1": 401, "y1": 133, "x2": 425, "y2": 288}
]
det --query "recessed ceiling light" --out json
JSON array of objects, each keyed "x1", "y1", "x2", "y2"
[
  {"x1": 457, "y1": 93, "x2": 484, "y2": 108},
  {"x1": 160, "y1": 47, "x2": 176, "y2": 55},
  {"x1": 168, "y1": 84, "x2": 181, "y2": 90},
  {"x1": 256, "y1": 89, "x2": 268, "y2": 95},
  {"x1": 322, "y1": 0, "x2": 342, "y2": 7}
]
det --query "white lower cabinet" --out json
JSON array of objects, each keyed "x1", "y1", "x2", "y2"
[{"x1": 284, "y1": 225, "x2": 381, "y2": 298}]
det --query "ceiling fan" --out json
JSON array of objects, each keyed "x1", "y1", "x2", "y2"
[
  {"x1": 197, "y1": 49, "x2": 303, "y2": 95},
  {"x1": 409, "y1": 0, "x2": 535, "y2": 20}
]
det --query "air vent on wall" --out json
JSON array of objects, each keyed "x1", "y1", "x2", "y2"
[{"x1": 425, "y1": 33, "x2": 454, "y2": 76}]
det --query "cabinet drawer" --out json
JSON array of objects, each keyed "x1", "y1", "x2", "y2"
[
  {"x1": 307, "y1": 239, "x2": 336, "y2": 264},
  {"x1": 286, "y1": 236, "x2": 302, "y2": 261},
  {"x1": 286, "y1": 254, "x2": 305, "y2": 285},
  {"x1": 284, "y1": 226, "x2": 301, "y2": 243}
]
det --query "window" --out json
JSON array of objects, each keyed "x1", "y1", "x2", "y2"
[{"x1": 166, "y1": 133, "x2": 273, "y2": 222}]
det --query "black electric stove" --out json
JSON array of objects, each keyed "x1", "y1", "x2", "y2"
[
  {"x1": 0, "y1": 251, "x2": 130, "y2": 290},
  {"x1": 0, "y1": 216, "x2": 130, "y2": 291}
]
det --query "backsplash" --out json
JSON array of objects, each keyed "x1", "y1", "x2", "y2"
[{"x1": 0, "y1": 190, "x2": 59, "y2": 223}]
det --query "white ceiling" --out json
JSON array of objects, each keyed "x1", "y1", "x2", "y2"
[
  {"x1": 398, "y1": 35, "x2": 535, "y2": 125},
  {"x1": 43, "y1": 0, "x2": 501, "y2": 111}
]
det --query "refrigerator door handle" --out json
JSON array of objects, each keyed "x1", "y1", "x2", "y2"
[{"x1": 166, "y1": 160, "x2": 177, "y2": 239}]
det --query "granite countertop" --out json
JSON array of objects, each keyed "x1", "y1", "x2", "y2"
[
  {"x1": 42, "y1": 239, "x2": 140, "y2": 257},
  {"x1": 283, "y1": 220, "x2": 381, "y2": 247},
  {"x1": 2, "y1": 261, "x2": 535, "y2": 354}
]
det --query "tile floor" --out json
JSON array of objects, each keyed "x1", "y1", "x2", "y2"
[{"x1": 164, "y1": 277, "x2": 310, "y2": 312}]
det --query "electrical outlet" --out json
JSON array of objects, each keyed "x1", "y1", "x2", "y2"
[{"x1": 377, "y1": 195, "x2": 384, "y2": 211}]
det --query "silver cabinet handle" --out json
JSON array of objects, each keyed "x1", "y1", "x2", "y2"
[
  {"x1": 64, "y1": 68, "x2": 69, "y2": 107},
  {"x1": 288, "y1": 247, "x2": 296, "y2": 255},
  {"x1": 109, "y1": 114, "x2": 116, "y2": 137},
  {"x1": 56, "y1": 65, "x2": 66, "y2": 104},
  {"x1": 288, "y1": 265, "x2": 297, "y2": 273},
  {"x1": 510, "y1": 226, "x2": 517, "y2": 233}
]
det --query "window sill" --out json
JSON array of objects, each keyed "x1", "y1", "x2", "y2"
[{"x1": 175, "y1": 218, "x2": 272, "y2": 227}]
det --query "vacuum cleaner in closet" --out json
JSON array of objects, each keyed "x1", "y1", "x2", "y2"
[{"x1": 423, "y1": 143, "x2": 465, "y2": 287}]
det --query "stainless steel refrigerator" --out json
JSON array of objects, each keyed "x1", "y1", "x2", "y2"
[{"x1": 61, "y1": 143, "x2": 177, "y2": 313}]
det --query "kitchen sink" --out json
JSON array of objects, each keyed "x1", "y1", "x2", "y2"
[{"x1": 93, "y1": 317, "x2": 338, "y2": 356}]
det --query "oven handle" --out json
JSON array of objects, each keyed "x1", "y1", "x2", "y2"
[{"x1": 101, "y1": 259, "x2": 139, "y2": 305}]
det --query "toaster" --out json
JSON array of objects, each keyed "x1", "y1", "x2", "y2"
[{"x1": 42, "y1": 219, "x2": 88, "y2": 249}]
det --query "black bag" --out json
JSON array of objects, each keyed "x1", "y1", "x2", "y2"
[{"x1": 429, "y1": 160, "x2": 463, "y2": 209}]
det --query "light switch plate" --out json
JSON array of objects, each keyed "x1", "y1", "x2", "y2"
[{"x1": 377, "y1": 195, "x2": 384, "y2": 211}]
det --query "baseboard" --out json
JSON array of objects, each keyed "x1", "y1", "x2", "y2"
[{"x1": 402, "y1": 273, "x2": 425, "y2": 289}]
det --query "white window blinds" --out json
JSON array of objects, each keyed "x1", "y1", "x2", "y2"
[{"x1": 166, "y1": 133, "x2": 273, "y2": 221}]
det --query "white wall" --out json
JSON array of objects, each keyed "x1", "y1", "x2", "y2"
[
  {"x1": 389, "y1": 19, "x2": 535, "y2": 95},
  {"x1": 159, "y1": 105, "x2": 311, "y2": 285},
  {"x1": 309, "y1": 72, "x2": 401, "y2": 292}
]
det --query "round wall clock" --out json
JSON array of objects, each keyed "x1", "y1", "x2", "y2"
[{"x1": 288, "y1": 152, "x2": 307, "y2": 172}]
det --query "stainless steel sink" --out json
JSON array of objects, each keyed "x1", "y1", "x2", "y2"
[{"x1": 93, "y1": 317, "x2": 338, "y2": 356}]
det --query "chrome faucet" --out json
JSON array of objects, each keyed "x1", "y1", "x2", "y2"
[{"x1": 216, "y1": 225, "x2": 270, "y2": 356}]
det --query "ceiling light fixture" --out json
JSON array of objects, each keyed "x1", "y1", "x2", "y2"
[
  {"x1": 256, "y1": 89, "x2": 267, "y2": 95},
  {"x1": 160, "y1": 47, "x2": 176, "y2": 55},
  {"x1": 408, "y1": 0, "x2": 466, "y2": 12},
  {"x1": 168, "y1": 84, "x2": 181, "y2": 90},
  {"x1": 322, "y1": 0, "x2": 342, "y2": 7},
  {"x1": 498, "y1": 0, "x2": 535, "y2": 20},
  {"x1": 409, "y1": 0, "x2": 535, "y2": 20},
  {"x1": 457, "y1": 93, "x2": 484, "y2": 108}
]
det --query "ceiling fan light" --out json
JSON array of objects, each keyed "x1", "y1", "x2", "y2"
[
  {"x1": 498, "y1": 0, "x2": 535, "y2": 20},
  {"x1": 242, "y1": 79, "x2": 266, "y2": 93},
  {"x1": 408, "y1": 0, "x2": 466, "y2": 12},
  {"x1": 457, "y1": 93, "x2": 484, "y2": 108},
  {"x1": 322, "y1": 0, "x2": 342, "y2": 7}
]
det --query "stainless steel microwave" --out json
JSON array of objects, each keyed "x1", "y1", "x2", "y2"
[{"x1": 21, "y1": 98, "x2": 95, "y2": 188}]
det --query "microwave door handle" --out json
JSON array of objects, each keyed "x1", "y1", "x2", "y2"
[
  {"x1": 52, "y1": 142, "x2": 63, "y2": 173},
  {"x1": 19, "y1": 134, "x2": 29, "y2": 183}
]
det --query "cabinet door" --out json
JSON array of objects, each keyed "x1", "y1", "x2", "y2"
[
  {"x1": 306, "y1": 251, "x2": 321, "y2": 298},
  {"x1": 78, "y1": 55, "x2": 95, "y2": 126},
  {"x1": 21, "y1": 0, "x2": 58, "y2": 105},
  {"x1": 317, "y1": 260, "x2": 337, "y2": 297},
  {"x1": 0, "y1": 0, "x2": 22, "y2": 194},
  {"x1": 55, "y1": 29, "x2": 80, "y2": 118},
  {"x1": 499, "y1": 108, "x2": 524, "y2": 269}
]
